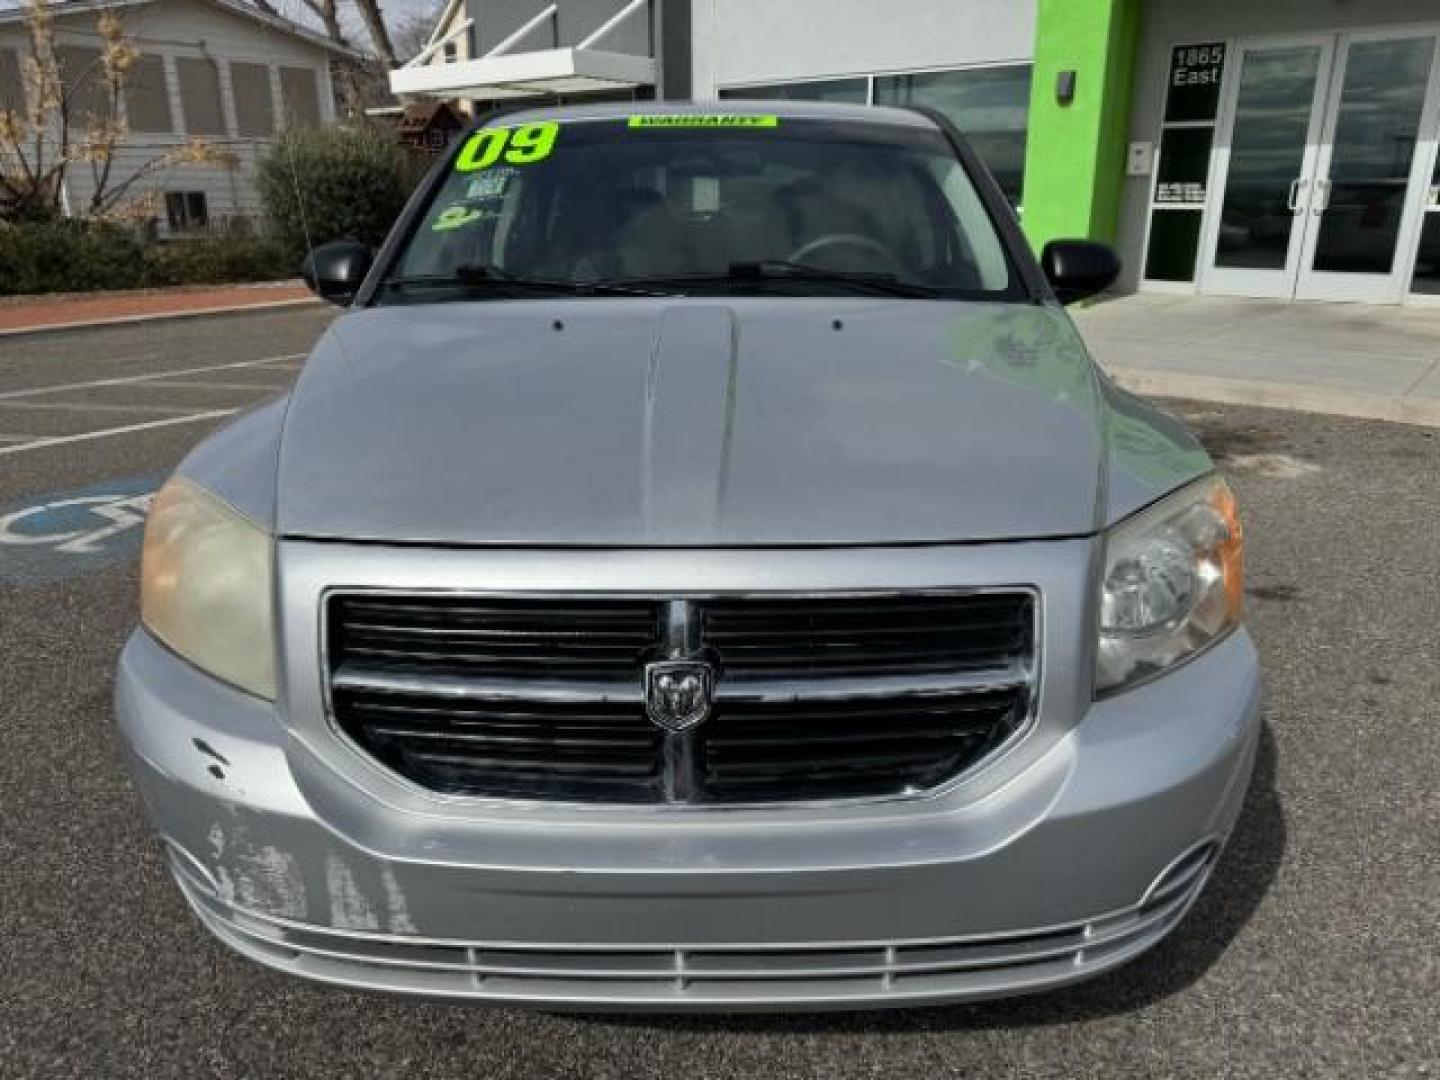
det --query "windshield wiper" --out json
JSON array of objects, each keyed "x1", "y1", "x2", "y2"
[
  {"x1": 380, "y1": 265, "x2": 675, "y2": 298},
  {"x1": 609, "y1": 261, "x2": 949, "y2": 299}
]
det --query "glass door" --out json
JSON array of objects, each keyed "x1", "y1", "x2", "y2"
[
  {"x1": 1295, "y1": 30, "x2": 1440, "y2": 302},
  {"x1": 1408, "y1": 134, "x2": 1440, "y2": 297},
  {"x1": 1200, "y1": 37, "x2": 1332, "y2": 298}
]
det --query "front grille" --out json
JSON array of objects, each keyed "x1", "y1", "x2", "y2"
[{"x1": 327, "y1": 591, "x2": 1037, "y2": 805}]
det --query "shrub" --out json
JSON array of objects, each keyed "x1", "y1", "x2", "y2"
[
  {"x1": 0, "y1": 219, "x2": 144, "y2": 295},
  {"x1": 0, "y1": 220, "x2": 293, "y2": 296},
  {"x1": 145, "y1": 233, "x2": 292, "y2": 287},
  {"x1": 256, "y1": 123, "x2": 410, "y2": 262}
]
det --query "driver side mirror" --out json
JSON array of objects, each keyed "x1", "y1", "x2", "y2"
[
  {"x1": 1040, "y1": 240, "x2": 1120, "y2": 305},
  {"x1": 300, "y1": 240, "x2": 373, "y2": 306}
]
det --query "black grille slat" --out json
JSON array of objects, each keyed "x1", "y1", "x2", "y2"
[
  {"x1": 339, "y1": 648, "x2": 645, "y2": 673},
  {"x1": 701, "y1": 687, "x2": 1020, "y2": 801},
  {"x1": 704, "y1": 594, "x2": 1031, "y2": 678},
  {"x1": 326, "y1": 592, "x2": 1035, "y2": 804},
  {"x1": 365, "y1": 726, "x2": 656, "y2": 750}
]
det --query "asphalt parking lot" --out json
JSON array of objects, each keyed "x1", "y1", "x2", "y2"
[{"x1": 1, "y1": 308, "x2": 1437, "y2": 1078}]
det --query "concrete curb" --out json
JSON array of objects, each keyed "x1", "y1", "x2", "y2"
[
  {"x1": 0, "y1": 296, "x2": 323, "y2": 340},
  {"x1": 1107, "y1": 365, "x2": 1440, "y2": 429}
]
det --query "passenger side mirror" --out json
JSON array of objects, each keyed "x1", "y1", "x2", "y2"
[
  {"x1": 1040, "y1": 240, "x2": 1120, "y2": 305},
  {"x1": 300, "y1": 240, "x2": 373, "y2": 305}
]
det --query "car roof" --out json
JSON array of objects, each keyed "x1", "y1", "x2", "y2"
[{"x1": 481, "y1": 99, "x2": 939, "y2": 131}]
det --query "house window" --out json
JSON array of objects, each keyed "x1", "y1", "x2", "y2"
[
  {"x1": 278, "y1": 66, "x2": 321, "y2": 128},
  {"x1": 56, "y1": 45, "x2": 109, "y2": 125},
  {"x1": 443, "y1": 40, "x2": 458, "y2": 63},
  {"x1": 166, "y1": 191, "x2": 209, "y2": 232},
  {"x1": 176, "y1": 56, "x2": 227, "y2": 136},
  {"x1": 231, "y1": 61, "x2": 275, "y2": 137},
  {"x1": 125, "y1": 53, "x2": 174, "y2": 134},
  {"x1": 0, "y1": 47, "x2": 24, "y2": 113}
]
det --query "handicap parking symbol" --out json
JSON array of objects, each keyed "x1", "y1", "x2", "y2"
[{"x1": 0, "y1": 472, "x2": 166, "y2": 585}]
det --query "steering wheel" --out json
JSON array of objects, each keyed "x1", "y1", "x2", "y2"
[{"x1": 787, "y1": 233, "x2": 906, "y2": 274}]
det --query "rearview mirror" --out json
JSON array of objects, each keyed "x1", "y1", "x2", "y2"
[
  {"x1": 300, "y1": 241, "x2": 373, "y2": 306},
  {"x1": 1040, "y1": 240, "x2": 1120, "y2": 305}
]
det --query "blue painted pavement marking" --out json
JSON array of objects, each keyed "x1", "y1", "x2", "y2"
[{"x1": 0, "y1": 472, "x2": 166, "y2": 585}]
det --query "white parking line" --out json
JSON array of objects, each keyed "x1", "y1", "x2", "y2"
[
  {"x1": 3, "y1": 400, "x2": 206, "y2": 415},
  {"x1": 0, "y1": 410, "x2": 239, "y2": 457},
  {"x1": 135, "y1": 380, "x2": 291, "y2": 392},
  {"x1": 0, "y1": 353, "x2": 306, "y2": 402}
]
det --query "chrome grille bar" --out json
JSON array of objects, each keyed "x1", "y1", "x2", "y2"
[{"x1": 331, "y1": 662, "x2": 1029, "y2": 706}]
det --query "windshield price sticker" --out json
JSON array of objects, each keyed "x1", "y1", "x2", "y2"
[
  {"x1": 627, "y1": 115, "x2": 779, "y2": 128},
  {"x1": 431, "y1": 204, "x2": 493, "y2": 232},
  {"x1": 455, "y1": 121, "x2": 559, "y2": 172}
]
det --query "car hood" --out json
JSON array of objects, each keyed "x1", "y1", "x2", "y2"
[{"x1": 276, "y1": 299, "x2": 1117, "y2": 546}]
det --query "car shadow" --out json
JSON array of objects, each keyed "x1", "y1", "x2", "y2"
[{"x1": 593, "y1": 721, "x2": 1286, "y2": 1035}]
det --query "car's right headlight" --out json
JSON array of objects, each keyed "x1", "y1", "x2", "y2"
[
  {"x1": 140, "y1": 476, "x2": 276, "y2": 700},
  {"x1": 1096, "y1": 473, "x2": 1244, "y2": 695}
]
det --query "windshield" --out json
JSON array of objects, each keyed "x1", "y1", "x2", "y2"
[{"x1": 379, "y1": 113, "x2": 1023, "y2": 301}]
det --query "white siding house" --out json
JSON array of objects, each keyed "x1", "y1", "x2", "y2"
[{"x1": 0, "y1": 0, "x2": 357, "y2": 233}]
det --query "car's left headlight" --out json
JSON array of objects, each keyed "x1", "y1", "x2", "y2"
[
  {"x1": 140, "y1": 476, "x2": 276, "y2": 700},
  {"x1": 1096, "y1": 473, "x2": 1244, "y2": 695}
]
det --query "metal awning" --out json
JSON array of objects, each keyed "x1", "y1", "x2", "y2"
[
  {"x1": 390, "y1": 48, "x2": 655, "y2": 102},
  {"x1": 390, "y1": 0, "x2": 655, "y2": 103}
]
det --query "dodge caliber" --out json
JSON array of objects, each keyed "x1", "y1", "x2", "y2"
[{"x1": 117, "y1": 102, "x2": 1261, "y2": 1010}]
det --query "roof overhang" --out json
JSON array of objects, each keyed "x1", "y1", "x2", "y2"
[
  {"x1": 0, "y1": 0, "x2": 366, "y2": 60},
  {"x1": 389, "y1": 48, "x2": 655, "y2": 103}
]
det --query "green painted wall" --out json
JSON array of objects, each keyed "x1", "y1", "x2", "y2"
[{"x1": 1021, "y1": 0, "x2": 1141, "y2": 253}]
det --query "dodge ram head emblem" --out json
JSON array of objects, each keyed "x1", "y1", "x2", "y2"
[{"x1": 644, "y1": 660, "x2": 714, "y2": 733}]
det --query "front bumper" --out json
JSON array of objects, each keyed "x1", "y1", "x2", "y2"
[{"x1": 117, "y1": 627, "x2": 1261, "y2": 1010}]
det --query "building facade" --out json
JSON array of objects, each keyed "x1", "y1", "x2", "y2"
[
  {"x1": 396, "y1": 0, "x2": 1440, "y2": 306},
  {"x1": 0, "y1": 0, "x2": 349, "y2": 234}
]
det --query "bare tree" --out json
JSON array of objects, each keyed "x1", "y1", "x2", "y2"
[
  {"x1": 391, "y1": 0, "x2": 445, "y2": 62},
  {"x1": 352, "y1": 0, "x2": 399, "y2": 67},
  {"x1": 295, "y1": 0, "x2": 352, "y2": 49},
  {"x1": 0, "y1": 0, "x2": 234, "y2": 221}
]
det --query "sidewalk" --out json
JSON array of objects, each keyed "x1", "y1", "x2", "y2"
[
  {"x1": 1073, "y1": 293, "x2": 1440, "y2": 428},
  {"x1": 0, "y1": 281, "x2": 318, "y2": 336}
]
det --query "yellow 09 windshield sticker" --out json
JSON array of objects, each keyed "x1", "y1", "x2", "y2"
[
  {"x1": 628, "y1": 114, "x2": 779, "y2": 128},
  {"x1": 454, "y1": 121, "x2": 559, "y2": 172}
]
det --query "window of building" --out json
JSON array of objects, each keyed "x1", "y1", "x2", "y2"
[
  {"x1": 278, "y1": 66, "x2": 321, "y2": 128},
  {"x1": 125, "y1": 53, "x2": 174, "y2": 134},
  {"x1": 231, "y1": 61, "x2": 275, "y2": 137},
  {"x1": 443, "y1": 40, "x2": 459, "y2": 63},
  {"x1": 57, "y1": 46, "x2": 109, "y2": 126},
  {"x1": 719, "y1": 76, "x2": 868, "y2": 104},
  {"x1": 720, "y1": 65, "x2": 1033, "y2": 207},
  {"x1": 176, "y1": 56, "x2": 227, "y2": 136},
  {"x1": 0, "y1": 47, "x2": 25, "y2": 113},
  {"x1": 165, "y1": 191, "x2": 209, "y2": 232},
  {"x1": 1142, "y1": 43, "x2": 1227, "y2": 283},
  {"x1": 874, "y1": 66, "x2": 1032, "y2": 208}
]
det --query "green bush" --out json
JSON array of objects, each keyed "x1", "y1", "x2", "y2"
[
  {"x1": 145, "y1": 233, "x2": 292, "y2": 287},
  {"x1": 256, "y1": 123, "x2": 410, "y2": 262},
  {"x1": 0, "y1": 220, "x2": 294, "y2": 296},
  {"x1": 0, "y1": 219, "x2": 145, "y2": 294}
]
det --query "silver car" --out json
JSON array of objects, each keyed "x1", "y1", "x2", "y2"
[{"x1": 118, "y1": 102, "x2": 1260, "y2": 1011}]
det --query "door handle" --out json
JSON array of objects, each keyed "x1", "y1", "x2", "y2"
[
  {"x1": 1287, "y1": 179, "x2": 1307, "y2": 213},
  {"x1": 1313, "y1": 179, "x2": 1331, "y2": 214}
]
